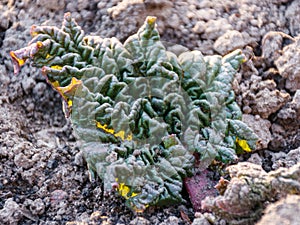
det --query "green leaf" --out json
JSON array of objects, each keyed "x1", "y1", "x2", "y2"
[{"x1": 10, "y1": 13, "x2": 257, "y2": 212}]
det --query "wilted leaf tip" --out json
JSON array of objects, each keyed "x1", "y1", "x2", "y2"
[
  {"x1": 10, "y1": 40, "x2": 50, "y2": 74},
  {"x1": 236, "y1": 137, "x2": 252, "y2": 152},
  {"x1": 30, "y1": 25, "x2": 38, "y2": 37},
  {"x1": 10, "y1": 50, "x2": 25, "y2": 74},
  {"x1": 56, "y1": 77, "x2": 82, "y2": 97}
]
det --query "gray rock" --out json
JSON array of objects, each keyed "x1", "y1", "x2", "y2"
[
  {"x1": 242, "y1": 114, "x2": 272, "y2": 150},
  {"x1": 214, "y1": 30, "x2": 249, "y2": 55},
  {"x1": 33, "y1": 82, "x2": 47, "y2": 97},
  {"x1": 74, "y1": 151, "x2": 84, "y2": 166},
  {"x1": 14, "y1": 152, "x2": 34, "y2": 169},
  {"x1": 269, "y1": 123, "x2": 287, "y2": 151},
  {"x1": 202, "y1": 18, "x2": 233, "y2": 40},
  {"x1": 21, "y1": 76, "x2": 36, "y2": 95},
  {"x1": 196, "y1": 8, "x2": 217, "y2": 21},
  {"x1": 261, "y1": 31, "x2": 289, "y2": 66},
  {"x1": 129, "y1": 217, "x2": 150, "y2": 225},
  {"x1": 192, "y1": 21, "x2": 206, "y2": 34},
  {"x1": 252, "y1": 88, "x2": 290, "y2": 119},
  {"x1": 247, "y1": 153, "x2": 263, "y2": 166},
  {"x1": 192, "y1": 213, "x2": 210, "y2": 225},
  {"x1": 0, "y1": 65, "x2": 10, "y2": 86},
  {"x1": 257, "y1": 195, "x2": 300, "y2": 225},
  {"x1": 285, "y1": 1, "x2": 300, "y2": 36},
  {"x1": 275, "y1": 37, "x2": 300, "y2": 92},
  {"x1": 36, "y1": 0, "x2": 65, "y2": 10},
  {"x1": 201, "y1": 162, "x2": 300, "y2": 224},
  {"x1": 192, "y1": 217, "x2": 210, "y2": 225},
  {"x1": 276, "y1": 90, "x2": 300, "y2": 125},
  {"x1": 292, "y1": 90, "x2": 300, "y2": 109},
  {"x1": 164, "y1": 216, "x2": 179, "y2": 225},
  {"x1": 0, "y1": 198, "x2": 23, "y2": 224},
  {"x1": 30, "y1": 198, "x2": 45, "y2": 215},
  {"x1": 271, "y1": 147, "x2": 300, "y2": 170}
]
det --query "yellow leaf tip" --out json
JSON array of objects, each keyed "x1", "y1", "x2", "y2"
[
  {"x1": 146, "y1": 16, "x2": 156, "y2": 25},
  {"x1": 236, "y1": 138, "x2": 252, "y2": 153}
]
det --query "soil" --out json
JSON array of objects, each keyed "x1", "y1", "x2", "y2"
[{"x1": 0, "y1": 0, "x2": 300, "y2": 224}]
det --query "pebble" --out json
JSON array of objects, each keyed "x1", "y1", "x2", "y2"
[
  {"x1": 30, "y1": 198, "x2": 45, "y2": 215},
  {"x1": 192, "y1": 21, "x2": 206, "y2": 34},
  {"x1": 214, "y1": 30, "x2": 248, "y2": 55},
  {"x1": 14, "y1": 152, "x2": 33, "y2": 169},
  {"x1": 192, "y1": 217, "x2": 210, "y2": 225},
  {"x1": 0, "y1": 198, "x2": 23, "y2": 224},
  {"x1": 129, "y1": 217, "x2": 150, "y2": 225},
  {"x1": 74, "y1": 151, "x2": 84, "y2": 166},
  {"x1": 36, "y1": 0, "x2": 65, "y2": 10},
  {"x1": 21, "y1": 76, "x2": 36, "y2": 94},
  {"x1": 33, "y1": 82, "x2": 47, "y2": 97}
]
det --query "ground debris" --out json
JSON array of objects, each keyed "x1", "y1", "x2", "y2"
[
  {"x1": 256, "y1": 194, "x2": 300, "y2": 225},
  {"x1": 201, "y1": 162, "x2": 300, "y2": 224}
]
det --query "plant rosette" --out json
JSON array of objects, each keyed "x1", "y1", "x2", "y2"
[{"x1": 10, "y1": 13, "x2": 258, "y2": 212}]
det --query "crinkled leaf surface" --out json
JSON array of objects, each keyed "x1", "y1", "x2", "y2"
[{"x1": 10, "y1": 13, "x2": 258, "y2": 212}]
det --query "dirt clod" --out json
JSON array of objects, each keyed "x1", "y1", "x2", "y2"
[{"x1": 257, "y1": 194, "x2": 300, "y2": 225}]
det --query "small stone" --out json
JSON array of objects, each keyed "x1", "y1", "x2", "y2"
[
  {"x1": 0, "y1": 65, "x2": 10, "y2": 85},
  {"x1": 66, "y1": 2, "x2": 76, "y2": 11},
  {"x1": 257, "y1": 195, "x2": 300, "y2": 225},
  {"x1": 33, "y1": 82, "x2": 47, "y2": 97},
  {"x1": 192, "y1": 21, "x2": 206, "y2": 34},
  {"x1": 47, "y1": 159, "x2": 58, "y2": 169},
  {"x1": 202, "y1": 18, "x2": 232, "y2": 40},
  {"x1": 252, "y1": 89, "x2": 290, "y2": 119},
  {"x1": 50, "y1": 190, "x2": 68, "y2": 206},
  {"x1": 77, "y1": 0, "x2": 89, "y2": 11},
  {"x1": 242, "y1": 114, "x2": 272, "y2": 150},
  {"x1": 14, "y1": 152, "x2": 33, "y2": 169},
  {"x1": 214, "y1": 30, "x2": 248, "y2": 55},
  {"x1": 165, "y1": 216, "x2": 179, "y2": 225},
  {"x1": 129, "y1": 217, "x2": 150, "y2": 225},
  {"x1": 36, "y1": 0, "x2": 65, "y2": 10},
  {"x1": 167, "y1": 14, "x2": 180, "y2": 28},
  {"x1": 74, "y1": 151, "x2": 83, "y2": 166},
  {"x1": 292, "y1": 90, "x2": 300, "y2": 109},
  {"x1": 26, "y1": 102, "x2": 35, "y2": 112},
  {"x1": 196, "y1": 9, "x2": 217, "y2": 21},
  {"x1": 30, "y1": 198, "x2": 45, "y2": 215},
  {"x1": 192, "y1": 217, "x2": 210, "y2": 225},
  {"x1": 261, "y1": 31, "x2": 284, "y2": 65},
  {"x1": 21, "y1": 76, "x2": 36, "y2": 95},
  {"x1": 194, "y1": 212, "x2": 202, "y2": 218},
  {"x1": 247, "y1": 153, "x2": 263, "y2": 166},
  {"x1": 97, "y1": 2, "x2": 106, "y2": 9},
  {"x1": 285, "y1": 147, "x2": 300, "y2": 166},
  {"x1": 269, "y1": 123, "x2": 286, "y2": 151},
  {"x1": 285, "y1": 1, "x2": 300, "y2": 36},
  {"x1": 0, "y1": 198, "x2": 23, "y2": 224},
  {"x1": 243, "y1": 106, "x2": 252, "y2": 114},
  {"x1": 275, "y1": 37, "x2": 300, "y2": 92}
]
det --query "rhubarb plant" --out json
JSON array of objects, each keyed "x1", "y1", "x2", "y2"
[{"x1": 10, "y1": 13, "x2": 257, "y2": 212}]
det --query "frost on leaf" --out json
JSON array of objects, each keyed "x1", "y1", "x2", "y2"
[{"x1": 11, "y1": 13, "x2": 257, "y2": 212}]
